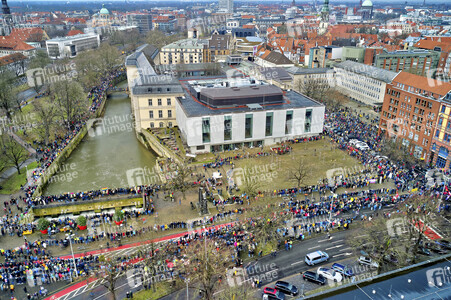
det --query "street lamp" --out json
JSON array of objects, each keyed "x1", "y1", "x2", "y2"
[
  {"x1": 202, "y1": 226, "x2": 207, "y2": 270},
  {"x1": 66, "y1": 233, "x2": 78, "y2": 278},
  {"x1": 185, "y1": 278, "x2": 190, "y2": 300}
]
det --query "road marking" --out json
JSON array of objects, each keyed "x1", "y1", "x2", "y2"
[
  {"x1": 332, "y1": 239, "x2": 344, "y2": 244},
  {"x1": 326, "y1": 244, "x2": 343, "y2": 250},
  {"x1": 291, "y1": 261, "x2": 303, "y2": 266},
  {"x1": 339, "y1": 247, "x2": 353, "y2": 252},
  {"x1": 308, "y1": 245, "x2": 320, "y2": 250},
  {"x1": 333, "y1": 253, "x2": 352, "y2": 258},
  {"x1": 318, "y1": 239, "x2": 330, "y2": 243},
  {"x1": 355, "y1": 234, "x2": 367, "y2": 238}
]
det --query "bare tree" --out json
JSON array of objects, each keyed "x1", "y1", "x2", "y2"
[
  {"x1": 33, "y1": 100, "x2": 57, "y2": 145},
  {"x1": 0, "y1": 70, "x2": 18, "y2": 119},
  {"x1": 348, "y1": 217, "x2": 396, "y2": 274},
  {"x1": 91, "y1": 257, "x2": 125, "y2": 300},
  {"x1": 171, "y1": 162, "x2": 191, "y2": 202},
  {"x1": 397, "y1": 195, "x2": 437, "y2": 264},
  {"x1": 295, "y1": 77, "x2": 330, "y2": 101},
  {"x1": 51, "y1": 80, "x2": 86, "y2": 130},
  {"x1": 182, "y1": 240, "x2": 232, "y2": 300},
  {"x1": 288, "y1": 159, "x2": 308, "y2": 187},
  {"x1": 239, "y1": 163, "x2": 261, "y2": 198},
  {"x1": 0, "y1": 134, "x2": 29, "y2": 174}
]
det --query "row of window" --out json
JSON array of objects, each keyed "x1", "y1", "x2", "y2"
[
  {"x1": 200, "y1": 110, "x2": 310, "y2": 143},
  {"x1": 149, "y1": 110, "x2": 172, "y2": 119},
  {"x1": 148, "y1": 98, "x2": 171, "y2": 106},
  {"x1": 149, "y1": 122, "x2": 172, "y2": 128}
]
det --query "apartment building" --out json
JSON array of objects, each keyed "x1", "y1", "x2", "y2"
[
  {"x1": 379, "y1": 72, "x2": 451, "y2": 163},
  {"x1": 375, "y1": 49, "x2": 440, "y2": 76},
  {"x1": 159, "y1": 39, "x2": 208, "y2": 65}
]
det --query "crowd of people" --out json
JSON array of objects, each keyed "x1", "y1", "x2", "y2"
[{"x1": 2, "y1": 77, "x2": 451, "y2": 299}]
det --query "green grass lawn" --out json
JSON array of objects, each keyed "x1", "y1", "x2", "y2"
[
  {"x1": 0, "y1": 161, "x2": 37, "y2": 194},
  {"x1": 126, "y1": 282, "x2": 174, "y2": 300}
]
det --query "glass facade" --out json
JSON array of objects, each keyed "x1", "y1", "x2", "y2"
[
  {"x1": 245, "y1": 114, "x2": 253, "y2": 139},
  {"x1": 265, "y1": 112, "x2": 273, "y2": 137},
  {"x1": 305, "y1": 109, "x2": 312, "y2": 133},
  {"x1": 285, "y1": 111, "x2": 293, "y2": 135},
  {"x1": 224, "y1": 116, "x2": 232, "y2": 141},
  {"x1": 202, "y1": 118, "x2": 210, "y2": 143}
]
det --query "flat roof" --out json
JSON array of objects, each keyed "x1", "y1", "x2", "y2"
[
  {"x1": 334, "y1": 61, "x2": 398, "y2": 83},
  {"x1": 177, "y1": 79, "x2": 323, "y2": 118}
]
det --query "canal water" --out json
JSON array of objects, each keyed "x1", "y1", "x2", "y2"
[{"x1": 44, "y1": 81, "x2": 157, "y2": 195}]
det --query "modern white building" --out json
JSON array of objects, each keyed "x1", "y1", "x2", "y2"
[
  {"x1": 45, "y1": 33, "x2": 100, "y2": 59},
  {"x1": 334, "y1": 61, "x2": 398, "y2": 106},
  {"x1": 176, "y1": 77, "x2": 325, "y2": 153}
]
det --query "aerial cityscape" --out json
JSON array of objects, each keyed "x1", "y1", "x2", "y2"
[{"x1": 0, "y1": 0, "x2": 450, "y2": 299}]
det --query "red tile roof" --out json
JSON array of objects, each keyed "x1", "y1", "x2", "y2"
[
  {"x1": 393, "y1": 72, "x2": 451, "y2": 96},
  {"x1": 0, "y1": 53, "x2": 27, "y2": 67}
]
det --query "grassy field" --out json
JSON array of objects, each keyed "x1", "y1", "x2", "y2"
[
  {"x1": 198, "y1": 139, "x2": 362, "y2": 190},
  {"x1": 0, "y1": 161, "x2": 38, "y2": 194},
  {"x1": 129, "y1": 282, "x2": 174, "y2": 300}
]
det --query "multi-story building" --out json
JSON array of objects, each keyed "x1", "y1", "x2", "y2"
[
  {"x1": 219, "y1": 0, "x2": 234, "y2": 13},
  {"x1": 206, "y1": 34, "x2": 230, "y2": 62},
  {"x1": 334, "y1": 61, "x2": 398, "y2": 106},
  {"x1": 287, "y1": 67, "x2": 335, "y2": 91},
  {"x1": 176, "y1": 77, "x2": 325, "y2": 153},
  {"x1": 431, "y1": 93, "x2": 451, "y2": 169},
  {"x1": 307, "y1": 45, "x2": 342, "y2": 68},
  {"x1": 45, "y1": 33, "x2": 100, "y2": 59},
  {"x1": 153, "y1": 15, "x2": 177, "y2": 32},
  {"x1": 379, "y1": 72, "x2": 451, "y2": 162},
  {"x1": 126, "y1": 50, "x2": 184, "y2": 130},
  {"x1": 126, "y1": 13, "x2": 152, "y2": 33},
  {"x1": 159, "y1": 39, "x2": 208, "y2": 65},
  {"x1": 375, "y1": 49, "x2": 440, "y2": 76}
]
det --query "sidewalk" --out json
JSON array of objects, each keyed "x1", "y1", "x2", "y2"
[
  {"x1": 45, "y1": 222, "x2": 234, "y2": 300},
  {"x1": 58, "y1": 221, "x2": 234, "y2": 259}
]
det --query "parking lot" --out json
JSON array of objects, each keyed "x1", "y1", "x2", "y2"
[{"x1": 257, "y1": 257, "x2": 380, "y2": 298}]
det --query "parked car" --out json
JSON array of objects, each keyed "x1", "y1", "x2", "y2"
[
  {"x1": 355, "y1": 142, "x2": 370, "y2": 151},
  {"x1": 305, "y1": 251, "x2": 329, "y2": 266},
  {"x1": 436, "y1": 240, "x2": 451, "y2": 250},
  {"x1": 349, "y1": 139, "x2": 361, "y2": 145},
  {"x1": 417, "y1": 246, "x2": 431, "y2": 256},
  {"x1": 263, "y1": 287, "x2": 285, "y2": 300},
  {"x1": 331, "y1": 263, "x2": 354, "y2": 277},
  {"x1": 358, "y1": 256, "x2": 379, "y2": 269},
  {"x1": 274, "y1": 281, "x2": 298, "y2": 296},
  {"x1": 424, "y1": 242, "x2": 448, "y2": 254},
  {"x1": 317, "y1": 267, "x2": 343, "y2": 282},
  {"x1": 383, "y1": 254, "x2": 399, "y2": 265},
  {"x1": 302, "y1": 271, "x2": 326, "y2": 285}
]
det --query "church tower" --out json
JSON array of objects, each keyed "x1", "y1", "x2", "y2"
[{"x1": 1, "y1": 0, "x2": 13, "y2": 35}]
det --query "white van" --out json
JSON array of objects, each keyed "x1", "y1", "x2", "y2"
[{"x1": 305, "y1": 251, "x2": 329, "y2": 266}]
